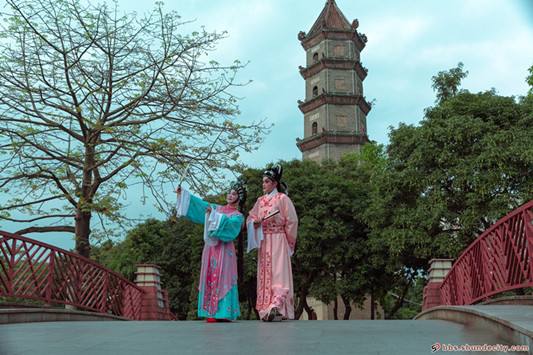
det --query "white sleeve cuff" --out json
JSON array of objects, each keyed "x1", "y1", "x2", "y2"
[
  {"x1": 246, "y1": 220, "x2": 263, "y2": 253},
  {"x1": 203, "y1": 208, "x2": 222, "y2": 246},
  {"x1": 175, "y1": 189, "x2": 191, "y2": 217}
]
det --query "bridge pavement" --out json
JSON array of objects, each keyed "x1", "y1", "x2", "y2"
[{"x1": 1, "y1": 306, "x2": 531, "y2": 355}]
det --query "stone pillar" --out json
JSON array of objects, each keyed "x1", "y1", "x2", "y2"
[
  {"x1": 135, "y1": 264, "x2": 168, "y2": 320},
  {"x1": 422, "y1": 259, "x2": 453, "y2": 311}
]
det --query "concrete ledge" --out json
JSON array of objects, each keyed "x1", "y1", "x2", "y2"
[
  {"x1": 415, "y1": 305, "x2": 533, "y2": 348},
  {"x1": 479, "y1": 295, "x2": 533, "y2": 306},
  {"x1": 0, "y1": 308, "x2": 130, "y2": 324}
]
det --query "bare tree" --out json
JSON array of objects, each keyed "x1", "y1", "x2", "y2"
[{"x1": 0, "y1": 0, "x2": 269, "y2": 258}]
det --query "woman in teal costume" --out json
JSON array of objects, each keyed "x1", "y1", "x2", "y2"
[{"x1": 176, "y1": 179, "x2": 247, "y2": 322}]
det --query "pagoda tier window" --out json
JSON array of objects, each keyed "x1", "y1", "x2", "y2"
[
  {"x1": 334, "y1": 79, "x2": 346, "y2": 90},
  {"x1": 333, "y1": 45, "x2": 345, "y2": 57}
]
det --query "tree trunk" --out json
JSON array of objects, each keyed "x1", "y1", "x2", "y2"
[
  {"x1": 333, "y1": 297, "x2": 338, "y2": 320},
  {"x1": 294, "y1": 270, "x2": 315, "y2": 320},
  {"x1": 341, "y1": 295, "x2": 352, "y2": 320},
  {"x1": 295, "y1": 288, "x2": 308, "y2": 320},
  {"x1": 370, "y1": 292, "x2": 375, "y2": 320},
  {"x1": 303, "y1": 296, "x2": 314, "y2": 320},
  {"x1": 386, "y1": 282, "x2": 410, "y2": 319},
  {"x1": 76, "y1": 142, "x2": 96, "y2": 259},
  {"x1": 75, "y1": 208, "x2": 92, "y2": 258},
  {"x1": 386, "y1": 295, "x2": 404, "y2": 319},
  {"x1": 245, "y1": 295, "x2": 254, "y2": 320}
]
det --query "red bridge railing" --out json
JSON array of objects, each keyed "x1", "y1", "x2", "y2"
[
  {"x1": 0, "y1": 230, "x2": 145, "y2": 319},
  {"x1": 440, "y1": 200, "x2": 533, "y2": 305}
]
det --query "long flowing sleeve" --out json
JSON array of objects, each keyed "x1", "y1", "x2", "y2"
[
  {"x1": 207, "y1": 211, "x2": 244, "y2": 242},
  {"x1": 176, "y1": 189, "x2": 211, "y2": 224},
  {"x1": 177, "y1": 190, "x2": 243, "y2": 245}
]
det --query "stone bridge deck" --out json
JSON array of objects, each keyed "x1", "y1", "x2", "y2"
[{"x1": 1, "y1": 305, "x2": 532, "y2": 354}]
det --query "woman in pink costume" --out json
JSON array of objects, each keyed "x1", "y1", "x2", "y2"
[{"x1": 247, "y1": 164, "x2": 298, "y2": 322}]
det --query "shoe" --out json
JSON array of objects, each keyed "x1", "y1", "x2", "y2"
[
  {"x1": 217, "y1": 319, "x2": 232, "y2": 323},
  {"x1": 272, "y1": 309, "x2": 283, "y2": 322},
  {"x1": 267, "y1": 308, "x2": 277, "y2": 322},
  {"x1": 206, "y1": 318, "x2": 217, "y2": 323}
]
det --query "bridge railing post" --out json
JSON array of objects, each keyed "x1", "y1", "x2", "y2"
[
  {"x1": 422, "y1": 259, "x2": 453, "y2": 311},
  {"x1": 135, "y1": 264, "x2": 172, "y2": 320}
]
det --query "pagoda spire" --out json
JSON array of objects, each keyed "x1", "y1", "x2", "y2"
[{"x1": 306, "y1": 0, "x2": 352, "y2": 38}]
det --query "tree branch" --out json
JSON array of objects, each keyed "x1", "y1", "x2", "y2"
[{"x1": 16, "y1": 225, "x2": 75, "y2": 235}]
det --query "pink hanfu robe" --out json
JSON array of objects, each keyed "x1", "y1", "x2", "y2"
[
  {"x1": 176, "y1": 189, "x2": 243, "y2": 320},
  {"x1": 247, "y1": 191, "x2": 298, "y2": 320}
]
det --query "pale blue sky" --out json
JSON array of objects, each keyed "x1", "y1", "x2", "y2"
[
  {"x1": 126, "y1": 0, "x2": 532, "y2": 169},
  {"x1": 2, "y1": 0, "x2": 533, "y2": 250}
]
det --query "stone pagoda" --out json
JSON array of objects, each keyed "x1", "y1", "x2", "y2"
[{"x1": 296, "y1": 0, "x2": 371, "y2": 162}]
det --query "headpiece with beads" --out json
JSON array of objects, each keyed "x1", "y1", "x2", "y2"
[{"x1": 230, "y1": 177, "x2": 248, "y2": 205}]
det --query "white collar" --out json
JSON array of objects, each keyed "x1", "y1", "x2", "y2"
[{"x1": 266, "y1": 188, "x2": 278, "y2": 198}]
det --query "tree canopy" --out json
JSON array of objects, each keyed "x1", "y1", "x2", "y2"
[
  {"x1": 527, "y1": 64, "x2": 533, "y2": 94},
  {"x1": 367, "y1": 64, "x2": 533, "y2": 263},
  {"x1": 0, "y1": 0, "x2": 268, "y2": 257},
  {"x1": 431, "y1": 62, "x2": 468, "y2": 104}
]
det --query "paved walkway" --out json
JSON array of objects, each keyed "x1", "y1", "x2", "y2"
[{"x1": 0, "y1": 315, "x2": 527, "y2": 355}]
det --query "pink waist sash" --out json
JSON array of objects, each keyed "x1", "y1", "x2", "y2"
[{"x1": 263, "y1": 226, "x2": 285, "y2": 234}]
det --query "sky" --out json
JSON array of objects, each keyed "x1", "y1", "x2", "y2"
[
  {"x1": 2, "y1": 0, "x2": 533, "y2": 250},
  {"x1": 118, "y1": 0, "x2": 533, "y2": 167},
  {"x1": 134, "y1": 0, "x2": 532, "y2": 169}
]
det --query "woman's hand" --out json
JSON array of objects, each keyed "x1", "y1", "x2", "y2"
[
  {"x1": 253, "y1": 219, "x2": 262, "y2": 229},
  {"x1": 206, "y1": 205, "x2": 212, "y2": 214},
  {"x1": 174, "y1": 185, "x2": 182, "y2": 197}
]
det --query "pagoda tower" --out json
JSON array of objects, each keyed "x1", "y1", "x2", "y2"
[{"x1": 296, "y1": 0, "x2": 371, "y2": 162}]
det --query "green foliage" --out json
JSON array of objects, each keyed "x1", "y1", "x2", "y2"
[
  {"x1": 365, "y1": 63, "x2": 533, "y2": 317},
  {"x1": 431, "y1": 62, "x2": 469, "y2": 104},
  {"x1": 368, "y1": 80, "x2": 533, "y2": 263},
  {"x1": 364, "y1": 65, "x2": 533, "y2": 319},
  {"x1": 526, "y1": 65, "x2": 533, "y2": 95},
  {"x1": 357, "y1": 142, "x2": 388, "y2": 172}
]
